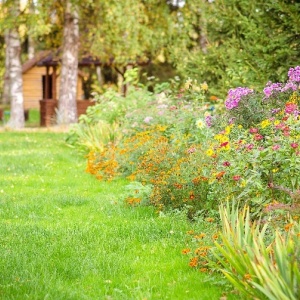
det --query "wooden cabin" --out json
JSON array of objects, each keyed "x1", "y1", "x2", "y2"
[
  {"x1": 22, "y1": 50, "x2": 97, "y2": 126},
  {"x1": 22, "y1": 51, "x2": 84, "y2": 110},
  {"x1": 21, "y1": 50, "x2": 150, "y2": 126}
]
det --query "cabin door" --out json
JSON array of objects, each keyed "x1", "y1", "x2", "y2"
[{"x1": 42, "y1": 74, "x2": 53, "y2": 100}]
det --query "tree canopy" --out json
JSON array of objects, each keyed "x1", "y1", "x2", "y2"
[{"x1": 1, "y1": 0, "x2": 300, "y2": 105}]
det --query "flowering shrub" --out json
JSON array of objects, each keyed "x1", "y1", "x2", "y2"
[
  {"x1": 79, "y1": 66, "x2": 300, "y2": 221},
  {"x1": 203, "y1": 67, "x2": 300, "y2": 214},
  {"x1": 81, "y1": 76, "x2": 223, "y2": 216}
]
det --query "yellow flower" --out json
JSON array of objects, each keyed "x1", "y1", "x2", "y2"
[
  {"x1": 224, "y1": 125, "x2": 232, "y2": 135},
  {"x1": 200, "y1": 82, "x2": 208, "y2": 91},
  {"x1": 274, "y1": 120, "x2": 280, "y2": 125},
  {"x1": 206, "y1": 149, "x2": 214, "y2": 156},
  {"x1": 238, "y1": 125, "x2": 243, "y2": 129},
  {"x1": 214, "y1": 134, "x2": 229, "y2": 143},
  {"x1": 260, "y1": 119, "x2": 271, "y2": 128},
  {"x1": 184, "y1": 78, "x2": 192, "y2": 90},
  {"x1": 239, "y1": 180, "x2": 246, "y2": 187}
]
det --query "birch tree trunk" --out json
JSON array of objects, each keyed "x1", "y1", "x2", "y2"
[
  {"x1": 57, "y1": 0, "x2": 79, "y2": 125},
  {"x1": 27, "y1": 1, "x2": 35, "y2": 59},
  {"x1": 2, "y1": 30, "x2": 11, "y2": 105},
  {"x1": 7, "y1": 4, "x2": 25, "y2": 129}
]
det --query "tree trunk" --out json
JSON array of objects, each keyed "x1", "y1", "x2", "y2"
[
  {"x1": 27, "y1": 0, "x2": 35, "y2": 59},
  {"x1": 2, "y1": 30, "x2": 11, "y2": 105},
  {"x1": 7, "y1": 9, "x2": 25, "y2": 129},
  {"x1": 57, "y1": 0, "x2": 79, "y2": 125}
]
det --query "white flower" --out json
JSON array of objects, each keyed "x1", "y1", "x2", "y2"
[
  {"x1": 144, "y1": 116, "x2": 153, "y2": 123},
  {"x1": 196, "y1": 119, "x2": 205, "y2": 129}
]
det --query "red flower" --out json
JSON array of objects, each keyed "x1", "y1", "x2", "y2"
[
  {"x1": 254, "y1": 134, "x2": 263, "y2": 141},
  {"x1": 233, "y1": 175, "x2": 241, "y2": 181},
  {"x1": 220, "y1": 141, "x2": 229, "y2": 148},
  {"x1": 223, "y1": 161, "x2": 231, "y2": 167},
  {"x1": 291, "y1": 143, "x2": 299, "y2": 149},
  {"x1": 249, "y1": 128, "x2": 258, "y2": 134}
]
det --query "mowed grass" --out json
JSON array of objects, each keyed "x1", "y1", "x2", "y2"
[{"x1": 0, "y1": 132, "x2": 237, "y2": 300}]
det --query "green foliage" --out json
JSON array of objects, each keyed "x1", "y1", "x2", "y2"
[
  {"x1": 211, "y1": 202, "x2": 300, "y2": 300},
  {"x1": 178, "y1": 0, "x2": 300, "y2": 97}
]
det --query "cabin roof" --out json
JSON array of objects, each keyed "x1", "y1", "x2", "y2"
[
  {"x1": 22, "y1": 49, "x2": 151, "y2": 73},
  {"x1": 36, "y1": 49, "x2": 104, "y2": 67},
  {"x1": 22, "y1": 50, "x2": 52, "y2": 73}
]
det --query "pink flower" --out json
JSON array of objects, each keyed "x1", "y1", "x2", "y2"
[
  {"x1": 144, "y1": 116, "x2": 153, "y2": 123},
  {"x1": 233, "y1": 175, "x2": 241, "y2": 181},
  {"x1": 285, "y1": 103, "x2": 297, "y2": 114},
  {"x1": 291, "y1": 143, "x2": 299, "y2": 149},
  {"x1": 187, "y1": 147, "x2": 196, "y2": 154},
  {"x1": 246, "y1": 143, "x2": 254, "y2": 150},
  {"x1": 249, "y1": 128, "x2": 258, "y2": 134},
  {"x1": 254, "y1": 134, "x2": 264, "y2": 141},
  {"x1": 272, "y1": 144, "x2": 280, "y2": 151},
  {"x1": 223, "y1": 161, "x2": 231, "y2": 167}
]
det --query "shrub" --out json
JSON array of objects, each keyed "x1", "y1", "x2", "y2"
[{"x1": 211, "y1": 202, "x2": 300, "y2": 300}]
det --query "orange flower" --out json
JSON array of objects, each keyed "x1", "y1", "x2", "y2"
[
  {"x1": 194, "y1": 233, "x2": 206, "y2": 239},
  {"x1": 189, "y1": 257, "x2": 199, "y2": 267},
  {"x1": 192, "y1": 177, "x2": 200, "y2": 185},
  {"x1": 284, "y1": 223, "x2": 294, "y2": 231},
  {"x1": 182, "y1": 248, "x2": 191, "y2": 254},
  {"x1": 216, "y1": 171, "x2": 225, "y2": 180},
  {"x1": 206, "y1": 217, "x2": 214, "y2": 223},
  {"x1": 212, "y1": 234, "x2": 219, "y2": 240},
  {"x1": 186, "y1": 230, "x2": 195, "y2": 235},
  {"x1": 210, "y1": 95, "x2": 218, "y2": 101},
  {"x1": 244, "y1": 274, "x2": 252, "y2": 281}
]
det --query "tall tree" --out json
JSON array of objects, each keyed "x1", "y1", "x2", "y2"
[
  {"x1": 2, "y1": 30, "x2": 11, "y2": 105},
  {"x1": 57, "y1": 0, "x2": 79, "y2": 124},
  {"x1": 6, "y1": 0, "x2": 25, "y2": 128}
]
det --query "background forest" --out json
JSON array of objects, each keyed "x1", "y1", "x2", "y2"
[{"x1": 1, "y1": 0, "x2": 300, "y2": 127}]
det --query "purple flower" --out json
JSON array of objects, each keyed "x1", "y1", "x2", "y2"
[
  {"x1": 263, "y1": 82, "x2": 282, "y2": 98},
  {"x1": 282, "y1": 81, "x2": 298, "y2": 92},
  {"x1": 205, "y1": 115, "x2": 212, "y2": 127},
  {"x1": 271, "y1": 108, "x2": 281, "y2": 115},
  {"x1": 288, "y1": 66, "x2": 300, "y2": 82},
  {"x1": 225, "y1": 87, "x2": 253, "y2": 110}
]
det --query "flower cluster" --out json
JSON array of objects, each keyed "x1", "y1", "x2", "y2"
[
  {"x1": 225, "y1": 87, "x2": 253, "y2": 110},
  {"x1": 288, "y1": 66, "x2": 300, "y2": 82}
]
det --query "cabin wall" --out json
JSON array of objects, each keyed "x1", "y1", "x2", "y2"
[
  {"x1": 22, "y1": 66, "x2": 85, "y2": 110},
  {"x1": 22, "y1": 66, "x2": 45, "y2": 110}
]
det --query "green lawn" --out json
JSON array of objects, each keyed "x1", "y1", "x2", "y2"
[{"x1": 0, "y1": 132, "x2": 237, "y2": 300}]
